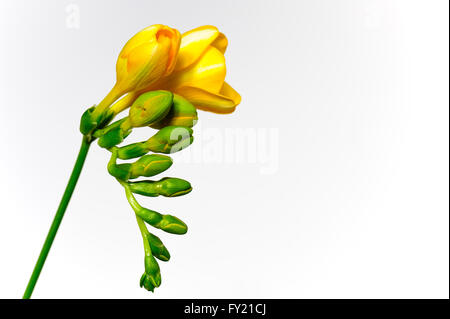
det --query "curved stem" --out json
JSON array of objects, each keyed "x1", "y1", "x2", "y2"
[
  {"x1": 119, "y1": 180, "x2": 151, "y2": 256},
  {"x1": 119, "y1": 179, "x2": 142, "y2": 211},
  {"x1": 23, "y1": 137, "x2": 91, "y2": 299},
  {"x1": 136, "y1": 215, "x2": 152, "y2": 257}
]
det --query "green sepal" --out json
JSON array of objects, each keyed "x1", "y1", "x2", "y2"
[
  {"x1": 151, "y1": 94, "x2": 198, "y2": 129},
  {"x1": 146, "y1": 126, "x2": 194, "y2": 154},
  {"x1": 107, "y1": 148, "x2": 131, "y2": 180},
  {"x1": 79, "y1": 106, "x2": 98, "y2": 135},
  {"x1": 97, "y1": 118, "x2": 131, "y2": 149},
  {"x1": 128, "y1": 177, "x2": 192, "y2": 197},
  {"x1": 140, "y1": 273, "x2": 155, "y2": 292},
  {"x1": 129, "y1": 154, "x2": 173, "y2": 179},
  {"x1": 107, "y1": 162, "x2": 131, "y2": 180},
  {"x1": 80, "y1": 106, "x2": 114, "y2": 136},
  {"x1": 129, "y1": 90, "x2": 173, "y2": 127},
  {"x1": 147, "y1": 233, "x2": 171, "y2": 261},
  {"x1": 117, "y1": 142, "x2": 149, "y2": 160},
  {"x1": 140, "y1": 254, "x2": 161, "y2": 292}
]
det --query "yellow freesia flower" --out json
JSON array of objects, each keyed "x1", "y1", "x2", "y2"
[
  {"x1": 110, "y1": 25, "x2": 241, "y2": 115},
  {"x1": 161, "y1": 25, "x2": 241, "y2": 114},
  {"x1": 94, "y1": 24, "x2": 181, "y2": 117}
]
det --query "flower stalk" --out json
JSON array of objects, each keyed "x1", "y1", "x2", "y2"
[{"x1": 23, "y1": 136, "x2": 92, "y2": 299}]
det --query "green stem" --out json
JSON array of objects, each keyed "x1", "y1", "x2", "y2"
[
  {"x1": 23, "y1": 136, "x2": 91, "y2": 299},
  {"x1": 136, "y1": 215, "x2": 152, "y2": 257},
  {"x1": 120, "y1": 180, "x2": 152, "y2": 256}
]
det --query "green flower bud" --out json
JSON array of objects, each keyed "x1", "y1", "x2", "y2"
[
  {"x1": 108, "y1": 151, "x2": 173, "y2": 180},
  {"x1": 136, "y1": 207, "x2": 163, "y2": 226},
  {"x1": 147, "y1": 233, "x2": 171, "y2": 261},
  {"x1": 140, "y1": 254, "x2": 161, "y2": 292},
  {"x1": 128, "y1": 181, "x2": 159, "y2": 197},
  {"x1": 128, "y1": 177, "x2": 192, "y2": 197},
  {"x1": 150, "y1": 94, "x2": 198, "y2": 129},
  {"x1": 135, "y1": 207, "x2": 187, "y2": 235},
  {"x1": 145, "y1": 126, "x2": 193, "y2": 154},
  {"x1": 157, "y1": 177, "x2": 192, "y2": 197},
  {"x1": 158, "y1": 215, "x2": 188, "y2": 235},
  {"x1": 116, "y1": 126, "x2": 193, "y2": 160},
  {"x1": 140, "y1": 273, "x2": 156, "y2": 292},
  {"x1": 129, "y1": 90, "x2": 173, "y2": 127},
  {"x1": 129, "y1": 154, "x2": 173, "y2": 179},
  {"x1": 117, "y1": 142, "x2": 148, "y2": 160}
]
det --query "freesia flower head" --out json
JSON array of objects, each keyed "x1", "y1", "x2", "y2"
[
  {"x1": 160, "y1": 25, "x2": 241, "y2": 114},
  {"x1": 109, "y1": 25, "x2": 241, "y2": 117}
]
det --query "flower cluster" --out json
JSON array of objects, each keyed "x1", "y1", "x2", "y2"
[{"x1": 79, "y1": 25, "x2": 240, "y2": 292}]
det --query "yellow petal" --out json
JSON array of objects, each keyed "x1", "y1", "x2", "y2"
[
  {"x1": 174, "y1": 82, "x2": 240, "y2": 114},
  {"x1": 119, "y1": 25, "x2": 161, "y2": 58},
  {"x1": 120, "y1": 41, "x2": 168, "y2": 93},
  {"x1": 158, "y1": 28, "x2": 181, "y2": 75},
  {"x1": 174, "y1": 25, "x2": 219, "y2": 71},
  {"x1": 166, "y1": 46, "x2": 226, "y2": 93},
  {"x1": 115, "y1": 25, "x2": 180, "y2": 94},
  {"x1": 126, "y1": 42, "x2": 156, "y2": 75},
  {"x1": 220, "y1": 81, "x2": 241, "y2": 106},
  {"x1": 211, "y1": 32, "x2": 228, "y2": 54}
]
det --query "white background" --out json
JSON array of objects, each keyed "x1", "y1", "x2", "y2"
[{"x1": 0, "y1": 0, "x2": 448, "y2": 298}]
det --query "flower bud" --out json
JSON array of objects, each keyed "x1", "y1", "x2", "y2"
[
  {"x1": 145, "y1": 126, "x2": 193, "y2": 154},
  {"x1": 128, "y1": 177, "x2": 192, "y2": 197},
  {"x1": 128, "y1": 90, "x2": 173, "y2": 127},
  {"x1": 140, "y1": 273, "x2": 156, "y2": 292},
  {"x1": 136, "y1": 207, "x2": 163, "y2": 226},
  {"x1": 157, "y1": 177, "x2": 192, "y2": 197},
  {"x1": 140, "y1": 254, "x2": 161, "y2": 292},
  {"x1": 135, "y1": 207, "x2": 187, "y2": 235},
  {"x1": 116, "y1": 125, "x2": 193, "y2": 160},
  {"x1": 147, "y1": 233, "x2": 171, "y2": 261},
  {"x1": 129, "y1": 154, "x2": 173, "y2": 178},
  {"x1": 116, "y1": 142, "x2": 148, "y2": 160},
  {"x1": 158, "y1": 215, "x2": 188, "y2": 235},
  {"x1": 150, "y1": 94, "x2": 198, "y2": 129}
]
